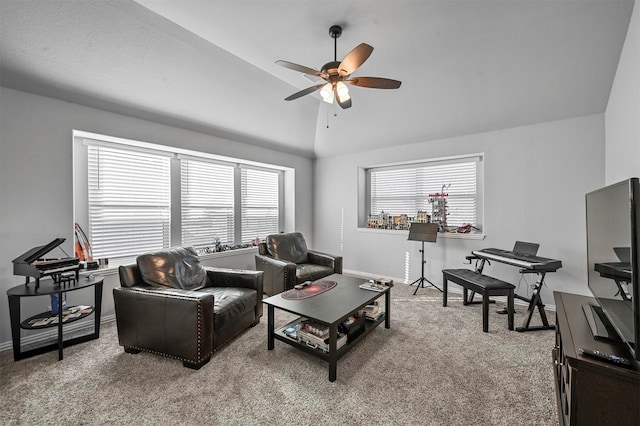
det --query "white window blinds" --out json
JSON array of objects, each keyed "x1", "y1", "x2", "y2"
[
  {"x1": 87, "y1": 145, "x2": 171, "y2": 258},
  {"x1": 369, "y1": 157, "x2": 479, "y2": 228},
  {"x1": 181, "y1": 158, "x2": 235, "y2": 247},
  {"x1": 79, "y1": 131, "x2": 286, "y2": 260},
  {"x1": 241, "y1": 167, "x2": 280, "y2": 243}
]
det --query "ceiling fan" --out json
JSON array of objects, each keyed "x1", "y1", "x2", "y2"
[{"x1": 276, "y1": 25, "x2": 401, "y2": 109}]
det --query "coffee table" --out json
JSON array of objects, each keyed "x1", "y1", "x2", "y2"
[{"x1": 263, "y1": 273, "x2": 391, "y2": 382}]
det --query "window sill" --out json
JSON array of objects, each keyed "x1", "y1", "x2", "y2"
[
  {"x1": 356, "y1": 227, "x2": 486, "y2": 240},
  {"x1": 83, "y1": 247, "x2": 259, "y2": 275},
  {"x1": 198, "y1": 246, "x2": 258, "y2": 260}
]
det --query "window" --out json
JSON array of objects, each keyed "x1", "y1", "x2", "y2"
[
  {"x1": 87, "y1": 145, "x2": 171, "y2": 258},
  {"x1": 77, "y1": 132, "x2": 286, "y2": 260},
  {"x1": 181, "y1": 158, "x2": 235, "y2": 247},
  {"x1": 363, "y1": 155, "x2": 483, "y2": 230},
  {"x1": 180, "y1": 160, "x2": 282, "y2": 247},
  {"x1": 241, "y1": 167, "x2": 281, "y2": 243}
]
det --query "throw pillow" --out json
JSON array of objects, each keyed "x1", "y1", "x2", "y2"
[
  {"x1": 137, "y1": 246, "x2": 207, "y2": 290},
  {"x1": 266, "y1": 232, "x2": 309, "y2": 264}
]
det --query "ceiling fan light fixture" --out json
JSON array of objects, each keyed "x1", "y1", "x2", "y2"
[
  {"x1": 320, "y1": 83, "x2": 334, "y2": 103},
  {"x1": 336, "y1": 81, "x2": 350, "y2": 101}
]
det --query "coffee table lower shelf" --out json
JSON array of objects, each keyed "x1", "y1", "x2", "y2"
[
  {"x1": 269, "y1": 310, "x2": 389, "y2": 382},
  {"x1": 273, "y1": 315, "x2": 387, "y2": 361}
]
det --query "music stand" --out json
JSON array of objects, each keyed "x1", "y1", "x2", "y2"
[{"x1": 408, "y1": 223, "x2": 441, "y2": 295}]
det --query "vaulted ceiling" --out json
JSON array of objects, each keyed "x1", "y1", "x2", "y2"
[{"x1": 0, "y1": 0, "x2": 634, "y2": 158}]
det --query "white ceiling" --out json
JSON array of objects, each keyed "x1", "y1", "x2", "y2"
[{"x1": 0, "y1": 0, "x2": 634, "y2": 158}]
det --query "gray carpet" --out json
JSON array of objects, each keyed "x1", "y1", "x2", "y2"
[{"x1": 0, "y1": 283, "x2": 558, "y2": 425}]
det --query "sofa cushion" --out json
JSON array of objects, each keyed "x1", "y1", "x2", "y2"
[
  {"x1": 136, "y1": 246, "x2": 207, "y2": 290},
  {"x1": 201, "y1": 287, "x2": 258, "y2": 330},
  {"x1": 296, "y1": 264, "x2": 335, "y2": 283},
  {"x1": 266, "y1": 232, "x2": 309, "y2": 264}
]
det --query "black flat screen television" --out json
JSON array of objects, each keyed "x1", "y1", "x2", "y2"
[{"x1": 585, "y1": 177, "x2": 640, "y2": 363}]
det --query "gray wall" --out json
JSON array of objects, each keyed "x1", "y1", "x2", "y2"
[
  {"x1": 606, "y1": 1, "x2": 640, "y2": 184},
  {"x1": 313, "y1": 114, "x2": 605, "y2": 309},
  {"x1": 0, "y1": 87, "x2": 313, "y2": 349}
]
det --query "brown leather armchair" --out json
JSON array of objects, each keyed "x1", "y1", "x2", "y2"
[
  {"x1": 113, "y1": 247, "x2": 263, "y2": 369},
  {"x1": 255, "y1": 232, "x2": 342, "y2": 295}
]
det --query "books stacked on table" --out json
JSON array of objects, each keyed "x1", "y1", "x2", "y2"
[
  {"x1": 363, "y1": 300, "x2": 385, "y2": 321},
  {"x1": 295, "y1": 319, "x2": 347, "y2": 352}
]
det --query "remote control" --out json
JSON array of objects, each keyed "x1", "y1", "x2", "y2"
[
  {"x1": 578, "y1": 347, "x2": 632, "y2": 366},
  {"x1": 294, "y1": 281, "x2": 311, "y2": 290}
]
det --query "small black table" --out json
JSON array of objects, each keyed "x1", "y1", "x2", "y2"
[
  {"x1": 263, "y1": 274, "x2": 391, "y2": 382},
  {"x1": 7, "y1": 274, "x2": 104, "y2": 361}
]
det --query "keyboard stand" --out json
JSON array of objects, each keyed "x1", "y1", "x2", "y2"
[
  {"x1": 514, "y1": 270, "x2": 554, "y2": 332},
  {"x1": 466, "y1": 255, "x2": 554, "y2": 332}
]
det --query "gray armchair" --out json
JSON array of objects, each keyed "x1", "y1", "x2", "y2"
[
  {"x1": 113, "y1": 247, "x2": 263, "y2": 369},
  {"x1": 255, "y1": 232, "x2": 342, "y2": 295}
]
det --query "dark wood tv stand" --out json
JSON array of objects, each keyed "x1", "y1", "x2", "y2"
[{"x1": 553, "y1": 292, "x2": 639, "y2": 426}]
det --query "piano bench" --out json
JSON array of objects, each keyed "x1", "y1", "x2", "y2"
[{"x1": 442, "y1": 269, "x2": 515, "y2": 332}]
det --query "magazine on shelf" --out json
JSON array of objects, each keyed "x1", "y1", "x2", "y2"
[
  {"x1": 359, "y1": 281, "x2": 388, "y2": 292},
  {"x1": 63, "y1": 305, "x2": 93, "y2": 315},
  {"x1": 359, "y1": 278, "x2": 393, "y2": 292},
  {"x1": 30, "y1": 317, "x2": 54, "y2": 327},
  {"x1": 27, "y1": 305, "x2": 94, "y2": 328}
]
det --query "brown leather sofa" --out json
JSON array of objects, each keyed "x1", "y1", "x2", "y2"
[
  {"x1": 255, "y1": 232, "x2": 342, "y2": 295},
  {"x1": 113, "y1": 246, "x2": 263, "y2": 369}
]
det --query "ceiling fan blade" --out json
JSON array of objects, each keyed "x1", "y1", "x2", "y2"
[
  {"x1": 338, "y1": 43, "x2": 373, "y2": 77},
  {"x1": 275, "y1": 60, "x2": 324, "y2": 78},
  {"x1": 346, "y1": 76, "x2": 402, "y2": 89},
  {"x1": 284, "y1": 83, "x2": 326, "y2": 101}
]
